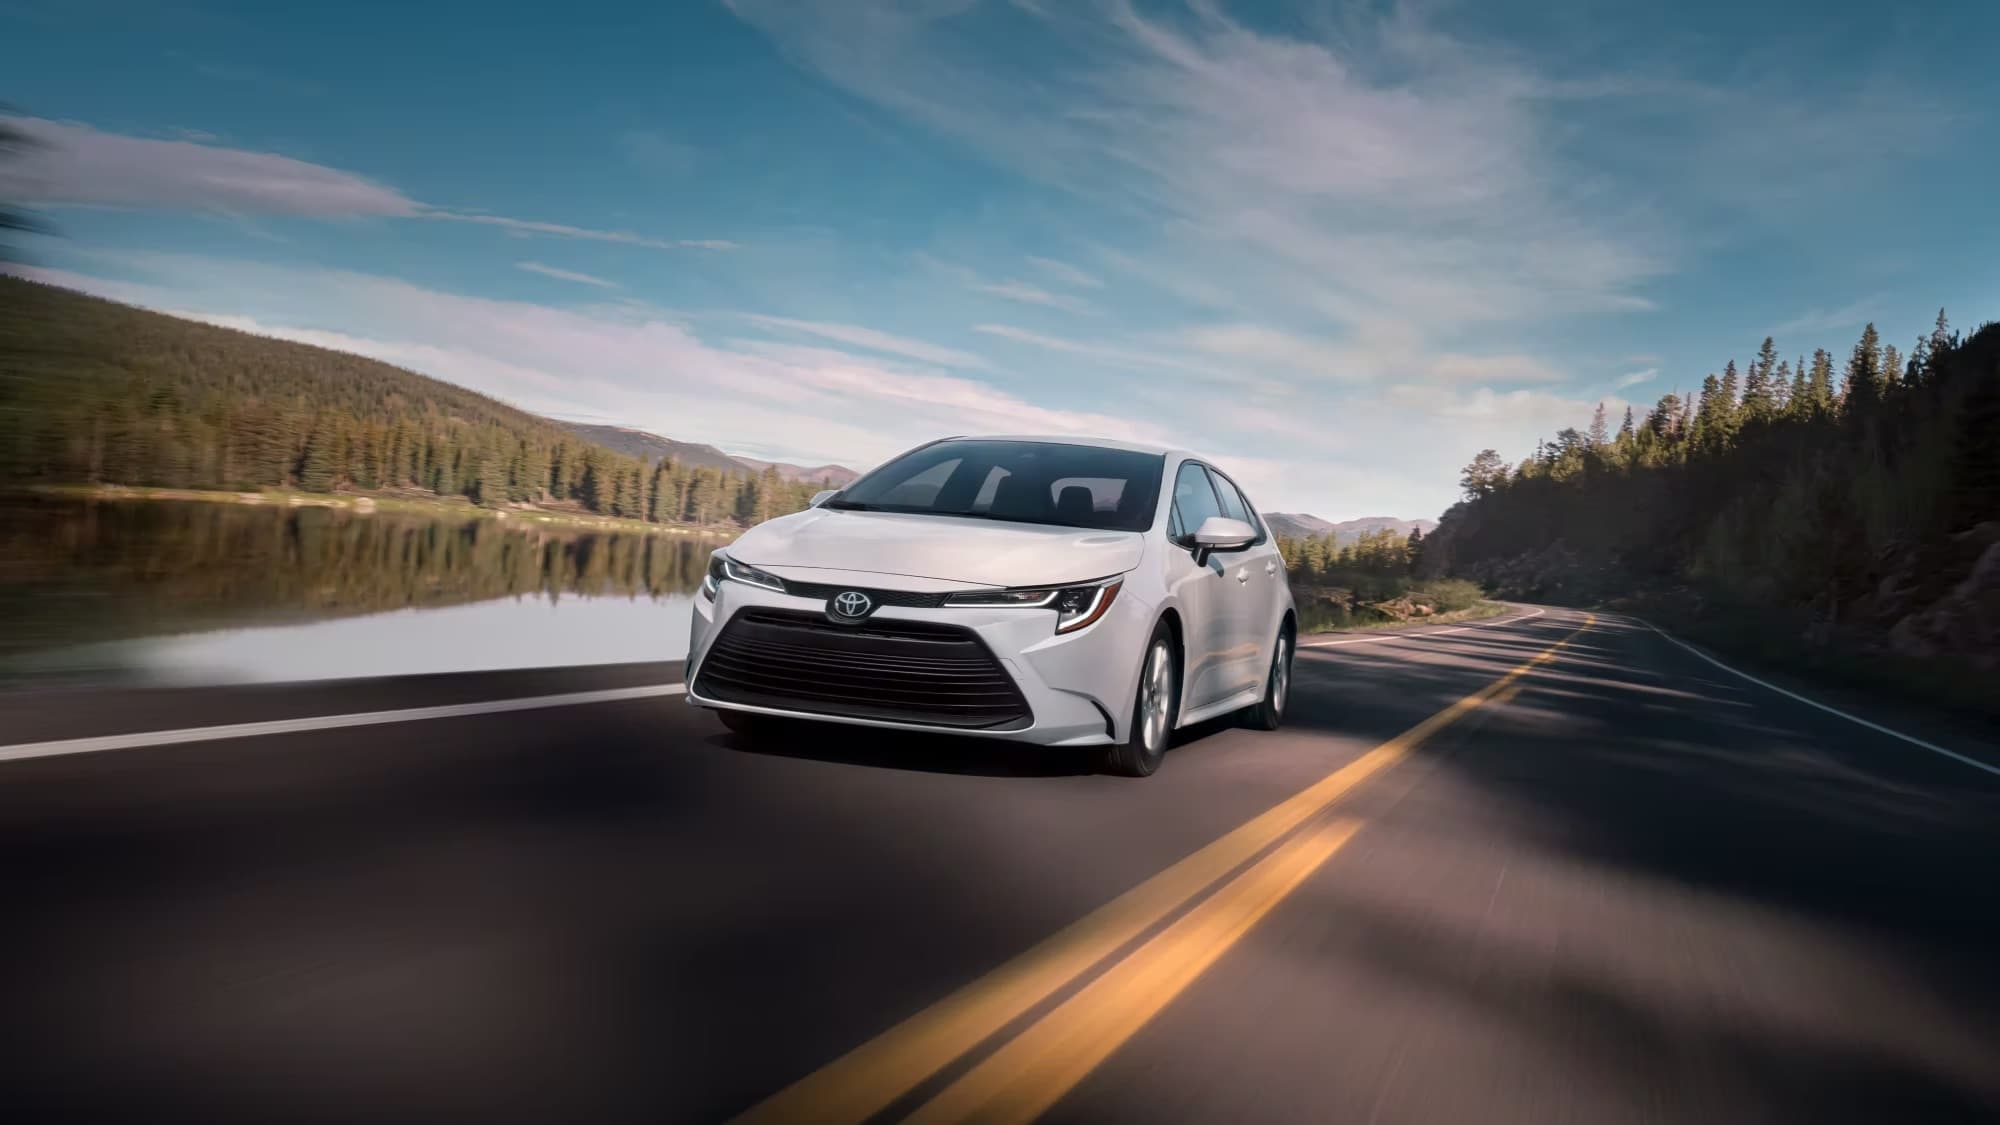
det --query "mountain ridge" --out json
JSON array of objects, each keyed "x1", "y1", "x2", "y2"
[
  {"x1": 561, "y1": 423, "x2": 859, "y2": 486},
  {"x1": 1264, "y1": 512, "x2": 1437, "y2": 543}
]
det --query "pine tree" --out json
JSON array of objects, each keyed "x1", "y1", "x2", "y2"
[
  {"x1": 298, "y1": 423, "x2": 338, "y2": 492},
  {"x1": 1744, "y1": 337, "x2": 1778, "y2": 422},
  {"x1": 1459, "y1": 450, "x2": 1506, "y2": 499},
  {"x1": 1948, "y1": 369, "x2": 2000, "y2": 530},
  {"x1": 756, "y1": 464, "x2": 782, "y2": 523},
  {"x1": 469, "y1": 455, "x2": 501, "y2": 507},
  {"x1": 1772, "y1": 359, "x2": 1793, "y2": 412},
  {"x1": 1844, "y1": 323, "x2": 1884, "y2": 416},
  {"x1": 1693, "y1": 373, "x2": 1722, "y2": 449},
  {"x1": 1649, "y1": 393, "x2": 1681, "y2": 439},
  {"x1": 1809, "y1": 349, "x2": 1836, "y2": 414},
  {"x1": 1880, "y1": 343, "x2": 1902, "y2": 390},
  {"x1": 1588, "y1": 402, "x2": 1610, "y2": 448},
  {"x1": 1718, "y1": 360, "x2": 1742, "y2": 440},
  {"x1": 578, "y1": 457, "x2": 605, "y2": 513}
]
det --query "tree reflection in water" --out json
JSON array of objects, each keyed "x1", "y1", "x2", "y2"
[{"x1": 0, "y1": 497, "x2": 721, "y2": 660}]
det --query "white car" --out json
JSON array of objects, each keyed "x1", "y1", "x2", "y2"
[{"x1": 686, "y1": 436, "x2": 1296, "y2": 775}]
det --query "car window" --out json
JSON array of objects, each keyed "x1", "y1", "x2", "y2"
[
  {"x1": 1170, "y1": 461, "x2": 1224, "y2": 540},
  {"x1": 830, "y1": 439, "x2": 1165, "y2": 532},
  {"x1": 1209, "y1": 468, "x2": 1249, "y2": 522},
  {"x1": 1049, "y1": 476, "x2": 1124, "y2": 512},
  {"x1": 878, "y1": 457, "x2": 960, "y2": 506},
  {"x1": 970, "y1": 466, "x2": 1010, "y2": 510},
  {"x1": 1206, "y1": 468, "x2": 1267, "y2": 545}
]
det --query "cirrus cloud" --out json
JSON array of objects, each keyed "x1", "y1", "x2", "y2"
[{"x1": 0, "y1": 115, "x2": 733, "y2": 251}]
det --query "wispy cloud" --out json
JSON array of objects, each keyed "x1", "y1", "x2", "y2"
[
  {"x1": 973, "y1": 323, "x2": 1251, "y2": 385},
  {"x1": 740, "y1": 314, "x2": 993, "y2": 371},
  {"x1": 1772, "y1": 295, "x2": 1886, "y2": 338},
  {"x1": 429, "y1": 211, "x2": 734, "y2": 251},
  {"x1": 917, "y1": 253, "x2": 1094, "y2": 314},
  {"x1": 1180, "y1": 323, "x2": 1368, "y2": 381},
  {"x1": 0, "y1": 116, "x2": 734, "y2": 250},
  {"x1": 1025, "y1": 255, "x2": 1102, "y2": 289},
  {"x1": 1, "y1": 115, "x2": 417, "y2": 216},
  {"x1": 1428, "y1": 354, "x2": 1567, "y2": 385},
  {"x1": 1613, "y1": 367, "x2": 1659, "y2": 390},
  {"x1": 516, "y1": 261, "x2": 618, "y2": 288},
  {"x1": 732, "y1": 1, "x2": 1671, "y2": 317},
  {"x1": 971, "y1": 279, "x2": 1092, "y2": 313}
]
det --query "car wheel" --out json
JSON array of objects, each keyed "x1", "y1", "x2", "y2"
[
  {"x1": 716, "y1": 708, "x2": 767, "y2": 740},
  {"x1": 1243, "y1": 624, "x2": 1291, "y2": 731},
  {"x1": 1100, "y1": 624, "x2": 1177, "y2": 777}
]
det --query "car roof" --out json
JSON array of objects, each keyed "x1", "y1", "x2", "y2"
[{"x1": 939, "y1": 433, "x2": 1192, "y2": 460}]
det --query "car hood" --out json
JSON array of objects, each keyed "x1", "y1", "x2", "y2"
[{"x1": 727, "y1": 509, "x2": 1146, "y2": 588}]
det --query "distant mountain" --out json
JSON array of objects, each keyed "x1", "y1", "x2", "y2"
[
  {"x1": 733, "y1": 455, "x2": 863, "y2": 487},
  {"x1": 561, "y1": 424, "x2": 860, "y2": 486},
  {"x1": 1265, "y1": 512, "x2": 1437, "y2": 544},
  {"x1": 1263, "y1": 512, "x2": 1336, "y2": 539}
]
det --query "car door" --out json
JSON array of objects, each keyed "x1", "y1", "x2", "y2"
[
  {"x1": 1163, "y1": 459, "x2": 1235, "y2": 713},
  {"x1": 1206, "y1": 466, "x2": 1284, "y2": 688}
]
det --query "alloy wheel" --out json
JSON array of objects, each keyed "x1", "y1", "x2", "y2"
[
  {"x1": 1140, "y1": 640, "x2": 1172, "y2": 750},
  {"x1": 1272, "y1": 634, "x2": 1290, "y2": 713}
]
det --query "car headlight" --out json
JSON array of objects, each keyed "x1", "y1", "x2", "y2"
[
  {"x1": 943, "y1": 577, "x2": 1122, "y2": 634},
  {"x1": 704, "y1": 552, "x2": 786, "y2": 598}
]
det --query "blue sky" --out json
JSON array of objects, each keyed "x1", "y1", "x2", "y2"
[{"x1": 3, "y1": 0, "x2": 1995, "y2": 519}]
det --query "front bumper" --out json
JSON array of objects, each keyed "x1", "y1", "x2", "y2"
[{"x1": 686, "y1": 575, "x2": 1149, "y2": 747}]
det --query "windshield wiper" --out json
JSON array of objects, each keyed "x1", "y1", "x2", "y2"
[{"x1": 820, "y1": 499, "x2": 877, "y2": 511}]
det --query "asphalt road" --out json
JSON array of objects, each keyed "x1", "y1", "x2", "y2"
[{"x1": 4, "y1": 607, "x2": 1998, "y2": 1124}]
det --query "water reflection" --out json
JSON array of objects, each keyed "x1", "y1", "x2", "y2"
[
  {"x1": 34, "y1": 595, "x2": 696, "y2": 684},
  {"x1": 0, "y1": 497, "x2": 720, "y2": 682}
]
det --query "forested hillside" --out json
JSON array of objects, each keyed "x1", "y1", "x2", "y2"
[
  {"x1": 563, "y1": 422, "x2": 859, "y2": 486},
  {"x1": 0, "y1": 277, "x2": 825, "y2": 527},
  {"x1": 1264, "y1": 512, "x2": 1436, "y2": 544},
  {"x1": 1423, "y1": 310, "x2": 2000, "y2": 689}
]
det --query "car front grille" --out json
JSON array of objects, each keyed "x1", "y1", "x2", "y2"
[
  {"x1": 777, "y1": 581, "x2": 952, "y2": 608},
  {"x1": 693, "y1": 609, "x2": 1032, "y2": 730}
]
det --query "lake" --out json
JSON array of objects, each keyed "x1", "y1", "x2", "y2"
[
  {"x1": 1, "y1": 495, "x2": 1374, "y2": 687},
  {"x1": 0, "y1": 496, "x2": 721, "y2": 685}
]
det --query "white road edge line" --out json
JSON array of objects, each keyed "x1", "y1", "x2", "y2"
[
  {"x1": 1300, "y1": 605, "x2": 1547, "y2": 649},
  {"x1": 1635, "y1": 618, "x2": 2000, "y2": 779},
  {"x1": 0, "y1": 684, "x2": 688, "y2": 764}
]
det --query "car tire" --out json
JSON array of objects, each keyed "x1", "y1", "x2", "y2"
[
  {"x1": 1243, "y1": 624, "x2": 1291, "y2": 731},
  {"x1": 1100, "y1": 623, "x2": 1178, "y2": 777},
  {"x1": 716, "y1": 708, "x2": 767, "y2": 740}
]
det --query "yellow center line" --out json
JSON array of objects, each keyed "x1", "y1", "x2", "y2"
[
  {"x1": 901, "y1": 819, "x2": 1363, "y2": 1125},
  {"x1": 728, "y1": 614, "x2": 1594, "y2": 1125}
]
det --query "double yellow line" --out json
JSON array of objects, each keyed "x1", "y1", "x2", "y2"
[{"x1": 733, "y1": 615, "x2": 1592, "y2": 1125}]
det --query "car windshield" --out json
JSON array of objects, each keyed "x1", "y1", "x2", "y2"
[{"x1": 826, "y1": 440, "x2": 1165, "y2": 532}]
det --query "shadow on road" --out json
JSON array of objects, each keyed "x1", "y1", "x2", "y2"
[
  {"x1": 709, "y1": 709, "x2": 1249, "y2": 779},
  {"x1": 1274, "y1": 612, "x2": 2000, "y2": 1121}
]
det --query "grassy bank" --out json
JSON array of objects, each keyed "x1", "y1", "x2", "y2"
[
  {"x1": 18, "y1": 484, "x2": 743, "y2": 539},
  {"x1": 1290, "y1": 575, "x2": 1498, "y2": 633},
  {"x1": 1305, "y1": 600, "x2": 1510, "y2": 634}
]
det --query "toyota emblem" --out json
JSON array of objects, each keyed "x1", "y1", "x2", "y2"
[{"x1": 830, "y1": 590, "x2": 873, "y2": 620}]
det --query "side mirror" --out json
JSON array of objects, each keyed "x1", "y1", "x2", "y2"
[
  {"x1": 810, "y1": 489, "x2": 840, "y2": 508},
  {"x1": 1190, "y1": 516, "x2": 1256, "y2": 565}
]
